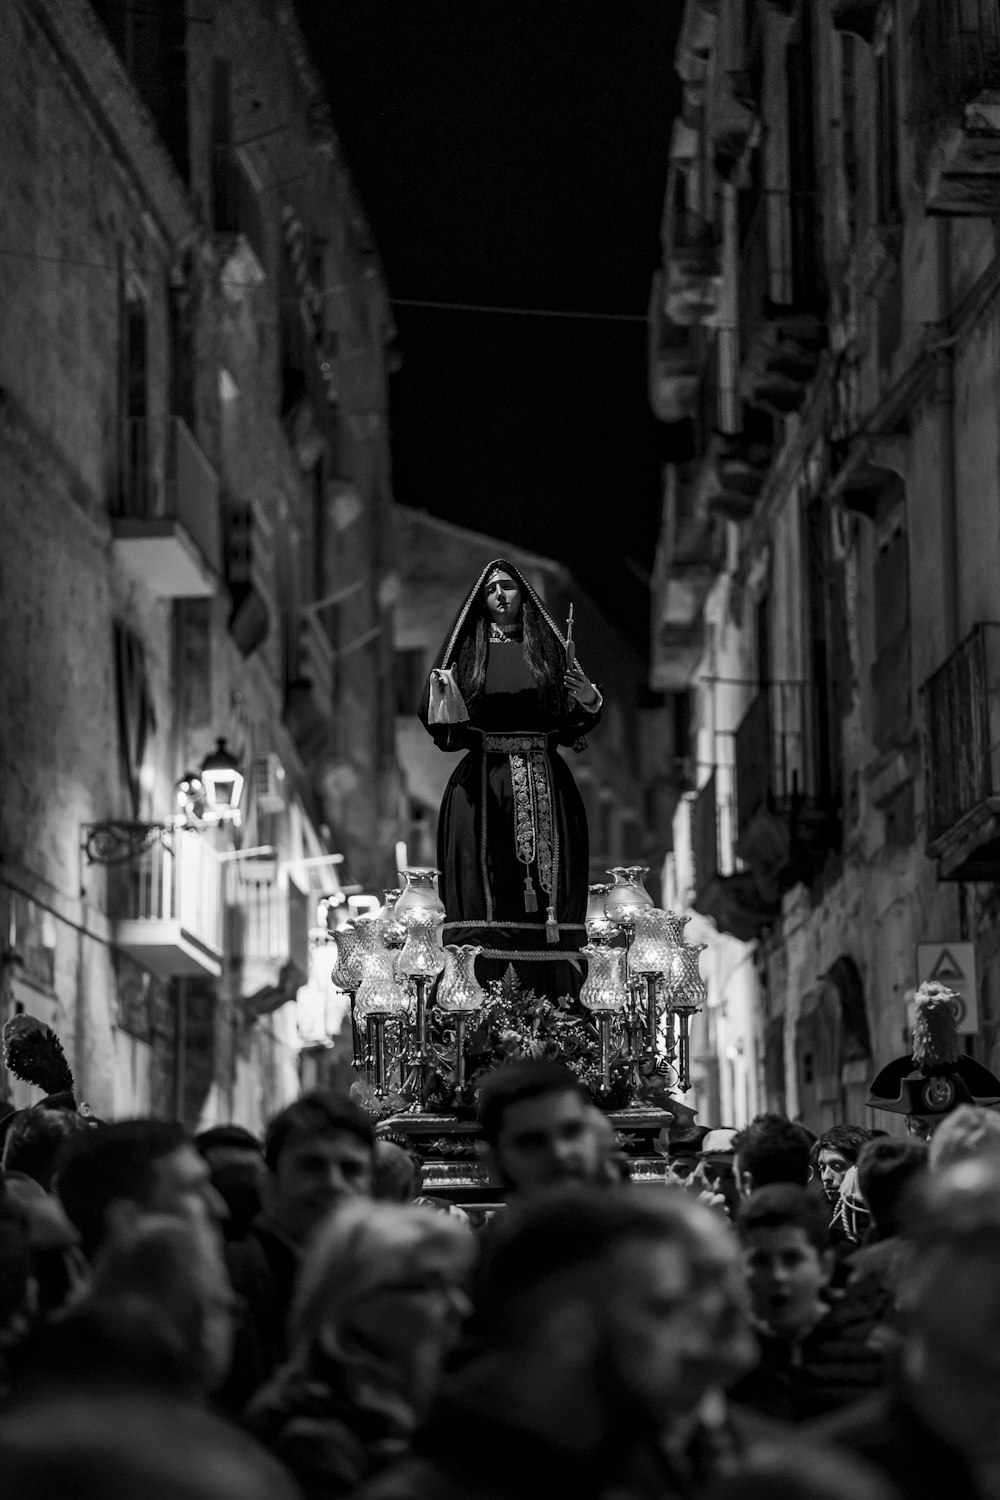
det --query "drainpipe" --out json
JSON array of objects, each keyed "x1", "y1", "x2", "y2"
[{"x1": 929, "y1": 217, "x2": 960, "y2": 655}]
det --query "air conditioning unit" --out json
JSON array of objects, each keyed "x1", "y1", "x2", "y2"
[{"x1": 253, "y1": 753, "x2": 287, "y2": 814}]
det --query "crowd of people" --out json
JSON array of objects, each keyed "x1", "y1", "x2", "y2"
[{"x1": 1, "y1": 1056, "x2": 1000, "y2": 1499}]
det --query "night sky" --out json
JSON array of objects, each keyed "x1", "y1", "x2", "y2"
[{"x1": 295, "y1": 2, "x2": 682, "y2": 653}]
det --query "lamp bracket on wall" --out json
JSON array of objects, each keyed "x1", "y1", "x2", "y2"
[{"x1": 83, "y1": 820, "x2": 176, "y2": 866}]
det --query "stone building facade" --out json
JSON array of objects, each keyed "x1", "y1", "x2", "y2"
[
  {"x1": 0, "y1": 0, "x2": 400, "y2": 1129},
  {"x1": 392, "y1": 507, "x2": 678, "y2": 901},
  {"x1": 651, "y1": 0, "x2": 1000, "y2": 1131}
]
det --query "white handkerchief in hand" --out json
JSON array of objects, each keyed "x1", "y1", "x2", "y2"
[{"x1": 428, "y1": 666, "x2": 469, "y2": 724}]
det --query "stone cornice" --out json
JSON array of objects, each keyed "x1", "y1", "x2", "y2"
[{"x1": 25, "y1": 0, "x2": 198, "y2": 249}]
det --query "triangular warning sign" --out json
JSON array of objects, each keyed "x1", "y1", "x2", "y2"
[{"x1": 929, "y1": 948, "x2": 965, "y2": 982}]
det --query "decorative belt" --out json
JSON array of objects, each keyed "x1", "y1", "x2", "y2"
[
  {"x1": 477, "y1": 731, "x2": 560, "y2": 942},
  {"x1": 482, "y1": 732, "x2": 550, "y2": 754}
]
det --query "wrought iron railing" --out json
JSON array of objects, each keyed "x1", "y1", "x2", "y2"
[
  {"x1": 911, "y1": 0, "x2": 1000, "y2": 153},
  {"x1": 920, "y1": 623, "x2": 1000, "y2": 847},
  {"x1": 735, "y1": 682, "x2": 812, "y2": 838},
  {"x1": 228, "y1": 870, "x2": 311, "y2": 973}
]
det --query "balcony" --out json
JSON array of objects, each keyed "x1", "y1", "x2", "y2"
[
  {"x1": 213, "y1": 146, "x2": 267, "y2": 270},
  {"x1": 108, "y1": 832, "x2": 223, "y2": 980},
  {"x1": 112, "y1": 418, "x2": 220, "y2": 597},
  {"x1": 663, "y1": 212, "x2": 723, "y2": 327},
  {"x1": 227, "y1": 868, "x2": 311, "y2": 1013},
  {"x1": 921, "y1": 624, "x2": 1000, "y2": 878},
  {"x1": 690, "y1": 769, "x2": 779, "y2": 941},
  {"x1": 912, "y1": 0, "x2": 1000, "y2": 214},
  {"x1": 735, "y1": 683, "x2": 840, "y2": 898},
  {"x1": 738, "y1": 189, "x2": 826, "y2": 417}
]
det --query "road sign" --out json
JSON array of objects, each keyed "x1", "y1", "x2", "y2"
[{"x1": 915, "y1": 942, "x2": 979, "y2": 1034}]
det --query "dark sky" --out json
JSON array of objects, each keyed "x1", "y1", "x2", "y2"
[{"x1": 295, "y1": 2, "x2": 681, "y2": 653}]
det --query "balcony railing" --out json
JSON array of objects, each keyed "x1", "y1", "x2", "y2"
[
  {"x1": 735, "y1": 683, "x2": 811, "y2": 840},
  {"x1": 111, "y1": 417, "x2": 220, "y2": 595},
  {"x1": 213, "y1": 146, "x2": 266, "y2": 268},
  {"x1": 912, "y1": 0, "x2": 1000, "y2": 152},
  {"x1": 108, "y1": 832, "x2": 223, "y2": 979},
  {"x1": 227, "y1": 870, "x2": 311, "y2": 1008},
  {"x1": 921, "y1": 623, "x2": 1000, "y2": 851}
]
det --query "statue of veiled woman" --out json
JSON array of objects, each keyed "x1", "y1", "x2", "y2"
[{"x1": 418, "y1": 559, "x2": 601, "y2": 997}]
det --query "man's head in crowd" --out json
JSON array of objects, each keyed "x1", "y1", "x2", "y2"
[
  {"x1": 195, "y1": 1125, "x2": 263, "y2": 1174},
  {"x1": 477, "y1": 1061, "x2": 606, "y2": 1199},
  {"x1": 856, "y1": 1137, "x2": 928, "y2": 1240},
  {"x1": 372, "y1": 1139, "x2": 421, "y2": 1203},
  {"x1": 926, "y1": 1104, "x2": 1000, "y2": 1175},
  {"x1": 195, "y1": 1125, "x2": 265, "y2": 1243},
  {"x1": 55, "y1": 1120, "x2": 227, "y2": 1260},
  {"x1": 733, "y1": 1114, "x2": 814, "y2": 1198},
  {"x1": 738, "y1": 1184, "x2": 833, "y2": 1343},
  {"x1": 663, "y1": 1125, "x2": 708, "y2": 1191},
  {"x1": 261, "y1": 1090, "x2": 374, "y2": 1245},
  {"x1": 696, "y1": 1127, "x2": 741, "y2": 1216},
  {"x1": 813, "y1": 1124, "x2": 873, "y2": 1208},
  {"x1": 473, "y1": 1188, "x2": 754, "y2": 1442}
]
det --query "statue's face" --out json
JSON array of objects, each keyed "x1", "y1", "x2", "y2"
[{"x1": 484, "y1": 572, "x2": 522, "y2": 626}]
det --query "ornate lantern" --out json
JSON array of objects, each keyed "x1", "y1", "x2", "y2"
[
  {"x1": 393, "y1": 868, "x2": 446, "y2": 925},
  {"x1": 396, "y1": 907, "x2": 445, "y2": 1112},
  {"x1": 626, "y1": 906, "x2": 684, "y2": 1070},
  {"x1": 667, "y1": 940, "x2": 707, "y2": 1092},
  {"x1": 376, "y1": 889, "x2": 406, "y2": 949},
  {"x1": 585, "y1": 884, "x2": 618, "y2": 945},
  {"x1": 604, "y1": 866, "x2": 654, "y2": 930},
  {"x1": 355, "y1": 948, "x2": 408, "y2": 1099},
  {"x1": 580, "y1": 944, "x2": 627, "y2": 1092},
  {"x1": 331, "y1": 925, "x2": 365, "y2": 1068},
  {"x1": 437, "y1": 944, "x2": 485, "y2": 1088}
]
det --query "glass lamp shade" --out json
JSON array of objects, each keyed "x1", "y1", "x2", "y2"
[
  {"x1": 376, "y1": 889, "x2": 407, "y2": 949},
  {"x1": 437, "y1": 945, "x2": 485, "y2": 1013},
  {"x1": 355, "y1": 948, "x2": 409, "y2": 1018},
  {"x1": 199, "y1": 738, "x2": 244, "y2": 814},
  {"x1": 396, "y1": 922, "x2": 446, "y2": 979},
  {"x1": 586, "y1": 884, "x2": 618, "y2": 944},
  {"x1": 394, "y1": 868, "x2": 446, "y2": 925},
  {"x1": 580, "y1": 945, "x2": 628, "y2": 1012},
  {"x1": 668, "y1": 941, "x2": 708, "y2": 1011},
  {"x1": 627, "y1": 907, "x2": 683, "y2": 976},
  {"x1": 604, "y1": 866, "x2": 654, "y2": 928},
  {"x1": 331, "y1": 925, "x2": 365, "y2": 992}
]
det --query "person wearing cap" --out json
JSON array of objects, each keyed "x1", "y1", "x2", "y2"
[
  {"x1": 866, "y1": 981, "x2": 1000, "y2": 1140},
  {"x1": 817, "y1": 1158, "x2": 1000, "y2": 1499},
  {"x1": 695, "y1": 1128, "x2": 741, "y2": 1218}
]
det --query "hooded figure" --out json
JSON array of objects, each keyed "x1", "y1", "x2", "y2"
[
  {"x1": 418, "y1": 559, "x2": 602, "y2": 998},
  {"x1": 865, "y1": 981, "x2": 1000, "y2": 1138}
]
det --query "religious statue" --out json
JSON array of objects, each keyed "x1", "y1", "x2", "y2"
[{"x1": 419, "y1": 558, "x2": 601, "y2": 996}]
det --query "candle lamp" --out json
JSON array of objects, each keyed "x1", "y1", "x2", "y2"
[
  {"x1": 436, "y1": 944, "x2": 485, "y2": 1089},
  {"x1": 628, "y1": 907, "x2": 683, "y2": 1074},
  {"x1": 580, "y1": 944, "x2": 627, "y2": 1092},
  {"x1": 355, "y1": 948, "x2": 409, "y2": 1098},
  {"x1": 397, "y1": 907, "x2": 446, "y2": 1111}
]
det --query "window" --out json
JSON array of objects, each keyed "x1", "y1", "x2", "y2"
[
  {"x1": 870, "y1": 481, "x2": 910, "y2": 752},
  {"x1": 875, "y1": 36, "x2": 901, "y2": 227}
]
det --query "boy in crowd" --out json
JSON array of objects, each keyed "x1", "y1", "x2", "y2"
[{"x1": 729, "y1": 1184, "x2": 885, "y2": 1423}]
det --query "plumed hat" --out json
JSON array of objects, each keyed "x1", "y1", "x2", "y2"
[
  {"x1": 0, "y1": 1014, "x2": 94, "y2": 1151},
  {"x1": 866, "y1": 981, "x2": 1000, "y2": 1118}
]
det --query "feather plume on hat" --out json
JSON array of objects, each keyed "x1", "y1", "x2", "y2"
[
  {"x1": 911, "y1": 981, "x2": 961, "y2": 1071},
  {"x1": 2, "y1": 1014, "x2": 75, "y2": 1096}
]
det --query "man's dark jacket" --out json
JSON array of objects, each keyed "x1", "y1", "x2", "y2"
[
  {"x1": 218, "y1": 1218, "x2": 299, "y2": 1416},
  {"x1": 813, "y1": 1385, "x2": 989, "y2": 1500}
]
